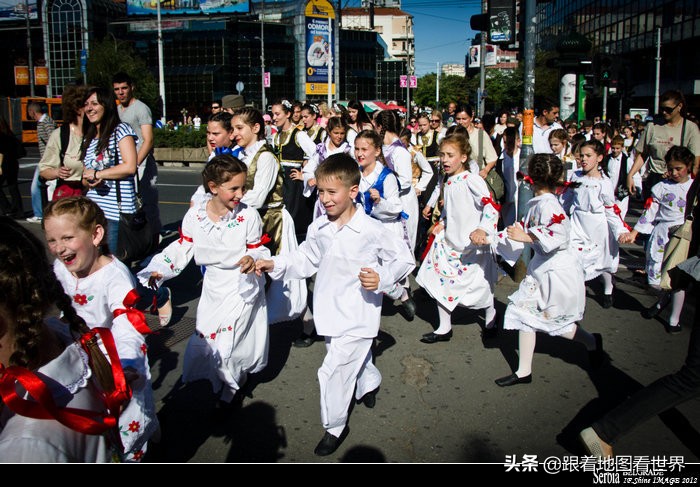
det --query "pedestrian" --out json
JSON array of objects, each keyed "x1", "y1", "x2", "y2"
[
  {"x1": 193, "y1": 114, "x2": 201, "y2": 130},
  {"x1": 210, "y1": 100, "x2": 222, "y2": 117},
  {"x1": 531, "y1": 98, "x2": 563, "y2": 154},
  {"x1": 26, "y1": 100, "x2": 56, "y2": 223},
  {"x1": 0, "y1": 217, "x2": 117, "y2": 462},
  {"x1": 271, "y1": 99, "x2": 317, "y2": 243},
  {"x1": 221, "y1": 94, "x2": 246, "y2": 115},
  {"x1": 493, "y1": 153, "x2": 605, "y2": 386},
  {"x1": 501, "y1": 126, "x2": 521, "y2": 227},
  {"x1": 43, "y1": 196, "x2": 160, "y2": 461},
  {"x1": 0, "y1": 116, "x2": 25, "y2": 218},
  {"x1": 619, "y1": 146, "x2": 694, "y2": 332},
  {"x1": 416, "y1": 133, "x2": 499, "y2": 344},
  {"x1": 254, "y1": 153, "x2": 415, "y2": 456},
  {"x1": 548, "y1": 128, "x2": 576, "y2": 181},
  {"x1": 560, "y1": 140, "x2": 630, "y2": 308},
  {"x1": 113, "y1": 72, "x2": 162, "y2": 237},
  {"x1": 80, "y1": 86, "x2": 139, "y2": 256},
  {"x1": 39, "y1": 84, "x2": 88, "y2": 200},
  {"x1": 627, "y1": 90, "x2": 700, "y2": 200},
  {"x1": 138, "y1": 155, "x2": 270, "y2": 407}
]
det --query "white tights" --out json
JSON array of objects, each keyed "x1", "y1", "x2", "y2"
[
  {"x1": 514, "y1": 325, "x2": 597, "y2": 378},
  {"x1": 435, "y1": 299, "x2": 496, "y2": 335}
]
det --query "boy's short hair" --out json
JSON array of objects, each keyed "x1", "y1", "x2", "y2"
[
  {"x1": 315, "y1": 153, "x2": 360, "y2": 188},
  {"x1": 611, "y1": 135, "x2": 624, "y2": 146}
]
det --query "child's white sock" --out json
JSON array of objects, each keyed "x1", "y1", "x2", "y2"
[
  {"x1": 515, "y1": 331, "x2": 536, "y2": 378},
  {"x1": 601, "y1": 272, "x2": 614, "y2": 295},
  {"x1": 484, "y1": 302, "x2": 496, "y2": 329},
  {"x1": 435, "y1": 303, "x2": 453, "y2": 335},
  {"x1": 668, "y1": 290, "x2": 686, "y2": 328}
]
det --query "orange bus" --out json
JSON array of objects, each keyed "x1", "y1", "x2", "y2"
[{"x1": 20, "y1": 97, "x2": 63, "y2": 144}]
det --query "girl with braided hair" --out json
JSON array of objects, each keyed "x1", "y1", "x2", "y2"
[
  {"x1": 43, "y1": 197, "x2": 159, "y2": 461},
  {"x1": 0, "y1": 216, "x2": 113, "y2": 461},
  {"x1": 492, "y1": 154, "x2": 604, "y2": 386}
]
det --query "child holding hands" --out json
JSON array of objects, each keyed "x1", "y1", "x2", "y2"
[{"x1": 255, "y1": 153, "x2": 415, "y2": 457}]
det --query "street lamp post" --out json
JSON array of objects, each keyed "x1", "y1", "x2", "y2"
[
  {"x1": 25, "y1": 0, "x2": 35, "y2": 96},
  {"x1": 260, "y1": 0, "x2": 266, "y2": 111},
  {"x1": 156, "y1": 0, "x2": 166, "y2": 124}
]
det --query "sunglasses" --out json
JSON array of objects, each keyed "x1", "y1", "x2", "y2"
[
  {"x1": 661, "y1": 104, "x2": 679, "y2": 114},
  {"x1": 430, "y1": 119, "x2": 440, "y2": 123},
  {"x1": 211, "y1": 105, "x2": 220, "y2": 109}
]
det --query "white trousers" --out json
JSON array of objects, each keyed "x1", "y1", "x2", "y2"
[{"x1": 318, "y1": 335, "x2": 381, "y2": 437}]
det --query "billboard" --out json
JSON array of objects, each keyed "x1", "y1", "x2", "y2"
[
  {"x1": 468, "y1": 45, "x2": 496, "y2": 69},
  {"x1": 305, "y1": 0, "x2": 335, "y2": 96},
  {"x1": 0, "y1": 1, "x2": 37, "y2": 21},
  {"x1": 127, "y1": 0, "x2": 249, "y2": 16}
]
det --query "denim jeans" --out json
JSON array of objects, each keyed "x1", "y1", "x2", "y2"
[
  {"x1": 106, "y1": 218, "x2": 120, "y2": 256},
  {"x1": 592, "y1": 289, "x2": 700, "y2": 444},
  {"x1": 30, "y1": 166, "x2": 43, "y2": 218}
]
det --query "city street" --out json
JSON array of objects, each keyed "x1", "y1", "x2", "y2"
[{"x1": 13, "y1": 150, "x2": 700, "y2": 467}]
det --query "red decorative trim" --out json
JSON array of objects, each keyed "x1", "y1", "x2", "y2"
[
  {"x1": 178, "y1": 227, "x2": 193, "y2": 245},
  {"x1": 481, "y1": 196, "x2": 502, "y2": 212},
  {"x1": 113, "y1": 289, "x2": 151, "y2": 335},
  {"x1": 246, "y1": 233, "x2": 272, "y2": 249}
]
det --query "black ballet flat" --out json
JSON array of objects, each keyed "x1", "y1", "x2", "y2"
[
  {"x1": 495, "y1": 373, "x2": 532, "y2": 387},
  {"x1": 420, "y1": 330, "x2": 453, "y2": 344}
]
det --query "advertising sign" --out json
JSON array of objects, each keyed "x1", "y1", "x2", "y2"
[
  {"x1": 34, "y1": 66, "x2": 48, "y2": 86},
  {"x1": 305, "y1": 0, "x2": 335, "y2": 96},
  {"x1": 14, "y1": 66, "x2": 29, "y2": 85},
  {"x1": 263, "y1": 71, "x2": 270, "y2": 88},
  {"x1": 399, "y1": 75, "x2": 407, "y2": 88},
  {"x1": 127, "y1": 0, "x2": 249, "y2": 16},
  {"x1": 409, "y1": 75, "x2": 417, "y2": 88},
  {"x1": 0, "y1": 1, "x2": 37, "y2": 22}
]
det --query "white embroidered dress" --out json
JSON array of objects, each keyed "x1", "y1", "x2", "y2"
[
  {"x1": 138, "y1": 196, "x2": 270, "y2": 402},
  {"x1": 53, "y1": 257, "x2": 158, "y2": 462},
  {"x1": 633, "y1": 178, "x2": 693, "y2": 286},
  {"x1": 495, "y1": 193, "x2": 586, "y2": 336},
  {"x1": 416, "y1": 170, "x2": 499, "y2": 311},
  {"x1": 359, "y1": 162, "x2": 409, "y2": 247},
  {"x1": 561, "y1": 171, "x2": 629, "y2": 281}
]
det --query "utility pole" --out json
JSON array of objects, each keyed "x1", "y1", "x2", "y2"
[
  {"x1": 436, "y1": 62, "x2": 440, "y2": 107},
  {"x1": 327, "y1": 15, "x2": 332, "y2": 108},
  {"x1": 261, "y1": 0, "x2": 266, "y2": 111},
  {"x1": 156, "y1": 0, "x2": 166, "y2": 124},
  {"x1": 405, "y1": 15, "x2": 410, "y2": 114},
  {"x1": 654, "y1": 26, "x2": 661, "y2": 115},
  {"x1": 478, "y1": 0, "x2": 486, "y2": 117},
  {"x1": 25, "y1": 0, "x2": 34, "y2": 96}
]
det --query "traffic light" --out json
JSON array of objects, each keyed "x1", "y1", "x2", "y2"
[
  {"x1": 470, "y1": 0, "x2": 516, "y2": 45},
  {"x1": 600, "y1": 56, "x2": 612, "y2": 86}
]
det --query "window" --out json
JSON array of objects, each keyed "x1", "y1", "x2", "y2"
[{"x1": 47, "y1": 0, "x2": 84, "y2": 96}]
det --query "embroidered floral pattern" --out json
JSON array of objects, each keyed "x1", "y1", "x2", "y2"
[
  {"x1": 128, "y1": 421, "x2": 141, "y2": 433},
  {"x1": 140, "y1": 343, "x2": 148, "y2": 355},
  {"x1": 73, "y1": 294, "x2": 93, "y2": 306},
  {"x1": 199, "y1": 324, "x2": 237, "y2": 341}
]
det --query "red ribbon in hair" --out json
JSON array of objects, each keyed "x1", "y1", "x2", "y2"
[
  {"x1": 481, "y1": 196, "x2": 502, "y2": 212},
  {"x1": 643, "y1": 197, "x2": 654, "y2": 210},
  {"x1": 547, "y1": 213, "x2": 566, "y2": 227},
  {"x1": 113, "y1": 289, "x2": 151, "y2": 335},
  {"x1": 246, "y1": 233, "x2": 271, "y2": 249},
  {"x1": 0, "y1": 327, "x2": 131, "y2": 435},
  {"x1": 606, "y1": 204, "x2": 633, "y2": 232},
  {"x1": 178, "y1": 227, "x2": 193, "y2": 245}
]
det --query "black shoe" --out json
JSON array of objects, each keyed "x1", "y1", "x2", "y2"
[
  {"x1": 602, "y1": 294, "x2": 613, "y2": 309},
  {"x1": 667, "y1": 324, "x2": 682, "y2": 335},
  {"x1": 293, "y1": 332, "x2": 315, "y2": 348},
  {"x1": 401, "y1": 296, "x2": 416, "y2": 321},
  {"x1": 359, "y1": 387, "x2": 378, "y2": 409},
  {"x1": 420, "y1": 330, "x2": 453, "y2": 344},
  {"x1": 482, "y1": 326, "x2": 498, "y2": 340},
  {"x1": 495, "y1": 373, "x2": 532, "y2": 387},
  {"x1": 589, "y1": 333, "x2": 606, "y2": 370},
  {"x1": 641, "y1": 304, "x2": 662, "y2": 319},
  {"x1": 314, "y1": 427, "x2": 349, "y2": 456}
]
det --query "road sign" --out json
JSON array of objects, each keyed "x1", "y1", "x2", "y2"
[
  {"x1": 263, "y1": 72, "x2": 270, "y2": 88},
  {"x1": 236, "y1": 81, "x2": 244, "y2": 94},
  {"x1": 399, "y1": 75, "x2": 407, "y2": 88},
  {"x1": 409, "y1": 75, "x2": 417, "y2": 88}
]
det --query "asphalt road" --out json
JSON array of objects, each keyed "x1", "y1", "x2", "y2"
[{"x1": 11, "y1": 149, "x2": 700, "y2": 469}]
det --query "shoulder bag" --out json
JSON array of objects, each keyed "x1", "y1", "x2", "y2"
[
  {"x1": 53, "y1": 124, "x2": 85, "y2": 200},
  {"x1": 478, "y1": 128, "x2": 505, "y2": 203}
]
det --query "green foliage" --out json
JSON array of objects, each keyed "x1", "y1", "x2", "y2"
[
  {"x1": 153, "y1": 127, "x2": 207, "y2": 148},
  {"x1": 80, "y1": 38, "x2": 160, "y2": 117},
  {"x1": 415, "y1": 74, "x2": 472, "y2": 110}
]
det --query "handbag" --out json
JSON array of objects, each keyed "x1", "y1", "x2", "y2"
[
  {"x1": 659, "y1": 190, "x2": 696, "y2": 290},
  {"x1": 478, "y1": 128, "x2": 505, "y2": 203},
  {"x1": 113, "y1": 137, "x2": 156, "y2": 265},
  {"x1": 53, "y1": 124, "x2": 85, "y2": 200}
]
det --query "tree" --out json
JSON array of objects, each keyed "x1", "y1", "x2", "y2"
[
  {"x1": 415, "y1": 73, "x2": 472, "y2": 110},
  {"x1": 81, "y1": 38, "x2": 160, "y2": 118}
]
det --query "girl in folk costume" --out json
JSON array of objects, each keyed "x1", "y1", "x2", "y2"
[
  {"x1": 549, "y1": 128, "x2": 577, "y2": 181},
  {"x1": 411, "y1": 112, "x2": 442, "y2": 206},
  {"x1": 560, "y1": 140, "x2": 630, "y2": 309},
  {"x1": 374, "y1": 109, "x2": 420, "y2": 253},
  {"x1": 355, "y1": 130, "x2": 417, "y2": 318},
  {"x1": 272, "y1": 99, "x2": 317, "y2": 243},
  {"x1": 399, "y1": 128, "x2": 435, "y2": 199},
  {"x1": 416, "y1": 134, "x2": 500, "y2": 343},
  {"x1": 620, "y1": 146, "x2": 695, "y2": 333},
  {"x1": 231, "y1": 108, "x2": 307, "y2": 325},
  {"x1": 138, "y1": 156, "x2": 270, "y2": 406},
  {"x1": 346, "y1": 99, "x2": 374, "y2": 135},
  {"x1": 492, "y1": 154, "x2": 605, "y2": 387},
  {"x1": 43, "y1": 197, "x2": 158, "y2": 461},
  {"x1": 301, "y1": 103, "x2": 326, "y2": 146},
  {"x1": 304, "y1": 116, "x2": 353, "y2": 219}
]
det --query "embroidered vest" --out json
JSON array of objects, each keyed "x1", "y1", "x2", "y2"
[
  {"x1": 246, "y1": 144, "x2": 284, "y2": 209},
  {"x1": 276, "y1": 127, "x2": 305, "y2": 163}
]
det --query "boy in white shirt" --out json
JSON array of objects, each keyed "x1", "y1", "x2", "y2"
[{"x1": 255, "y1": 153, "x2": 415, "y2": 456}]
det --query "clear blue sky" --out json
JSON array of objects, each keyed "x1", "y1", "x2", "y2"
[{"x1": 401, "y1": 0, "x2": 481, "y2": 76}]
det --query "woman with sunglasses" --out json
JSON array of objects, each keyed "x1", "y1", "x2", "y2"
[{"x1": 626, "y1": 90, "x2": 700, "y2": 200}]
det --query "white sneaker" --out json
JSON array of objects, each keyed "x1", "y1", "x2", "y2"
[{"x1": 25, "y1": 216, "x2": 42, "y2": 224}]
